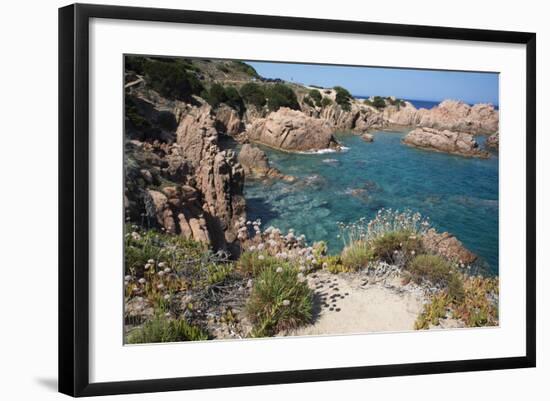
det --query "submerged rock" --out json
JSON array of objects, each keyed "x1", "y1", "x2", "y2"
[
  {"x1": 403, "y1": 127, "x2": 490, "y2": 158},
  {"x1": 361, "y1": 133, "x2": 374, "y2": 142}
]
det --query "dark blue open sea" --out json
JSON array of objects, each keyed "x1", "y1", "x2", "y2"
[{"x1": 244, "y1": 131, "x2": 499, "y2": 275}]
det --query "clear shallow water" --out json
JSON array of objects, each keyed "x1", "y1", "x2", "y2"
[{"x1": 244, "y1": 131, "x2": 499, "y2": 275}]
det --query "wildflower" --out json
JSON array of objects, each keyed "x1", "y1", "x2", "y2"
[
  {"x1": 297, "y1": 273, "x2": 306, "y2": 282},
  {"x1": 163, "y1": 294, "x2": 170, "y2": 300},
  {"x1": 246, "y1": 220, "x2": 251, "y2": 225},
  {"x1": 322, "y1": 262, "x2": 328, "y2": 269},
  {"x1": 276, "y1": 267, "x2": 284, "y2": 273},
  {"x1": 124, "y1": 275, "x2": 132, "y2": 281},
  {"x1": 158, "y1": 271, "x2": 165, "y2": 277},
  {"x1": 131, "y1": 232, "x2": 141, "y2": 241},
  {"x1": 257, "y1": 243, "x2": 265, "y2": 250},
  {"x1": 157, "y1": 283, "x2": 164, "y2": 290},
  {"x1": 144, "y1": 263, "x2": 151, "y2": 270},
  {"x1": 138, "y1": 278, "x2": 146, "y2": 284},
  {"x1": 249, "y1": 245, "x2": 256, "y2": 252},
  {"x1": 163, "y1": 267, "x2": 171, "y2": 274},
  {"x1": 282, "y1": 299, "x2": 291, "y2": 306},
  {"x1": 299, "y1": 265, "x2": 306, "y2": 272},
  {"x1": 147, "y1": 259, "x2": 155, "y2": 264},
  {"x1": 258, "y1": 255, "x2": 265, "y2": 260},
  {"x1": 247, "y1": 279, "x2": 253, "y2": 288},
  {"x1": 158, "y1": 262, "x2": 166, "y2": 268},
  {"x1": 411, "y1": 250, "x2": 416, "y2": 256},
  {"x1": 164, "y1": 312, "x2": 171, "y2": 318}
]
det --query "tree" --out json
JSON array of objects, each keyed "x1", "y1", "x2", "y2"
[
  {"x1": 240, "y1": 82, "x2": 266, "y2": 109},
  {"x1": 266, "y1": 84, "x2": 300, "y2": 111},
  {"x1": 204, "y1": 83, "x2": 227, "y2": 108},
  {"x1": 308, "y1": 89, "x2": 322, "y2": 106},
  {"x1": 333, "y1": 86, "x2": 352, "y2": 111},
  {"x1": 142, "y1": 59, "x2": 203, "y2": 100},
  {"x1": 223, "y1": 86, "x2": 245, "y2": 115},
  {"x1": 321, "y1": 97, "x2": 333, "y2": 108},
  {"x1": 371, "y1": 96, "x2": 386, "y2": 109}
]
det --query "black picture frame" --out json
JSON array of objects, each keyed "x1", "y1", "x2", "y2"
[{"x1": 59, "y1": 3, "x2": 536, "y2": 397}]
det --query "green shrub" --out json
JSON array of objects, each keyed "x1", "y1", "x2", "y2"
[
  {"x1": 238, "y1": 251, "x2": 279, "y2": 276},
  {"x1": 127, "y1": 315, "x2": 209, "y2": 344},
  {"x1": 125, "y1": 55, "x2": 147, "y2": 75},
  {"x1": 266, "y1": 83, "x2": 300, "y2": 111},
  {"x1": 322, "y1": 255, "x2": 352, "y2": 273},
  {"x1": 447, "y1": 273, "x2": 465, "y2": 302},
  {"x1": 451, "y1": 276, "x2": 499, "y2": 327},
  {"x1": 320, "y1": 97, "x2": 333, "y2": 108},
  {"x1": 231, "y1": 61, "x2": 259, "y2": 77},
  {"x1": 334, "y1": 86, "x2": 352, "y2": 111},
  {"x1": 415, "y1": 293, "x2": 449, "y2": 329},
  {"x1": 142, "y1": 59, "x2": 204, "y2": 100},
  {"x1": 406, "y1": 254, "x2": 452, "y2": 286},
  {"x1": 371, "y1": 96, "x2": 386, "y2": 109},
  {"x1": 240, "y1": 82, "x2": 266, "y2": 109},
  {"x1": 370, "y1": 230, "x2": 423, "y2": 265},
  {"x1": 223, "y1": 86, "x2": 245, "y2": 114},
  {"x1": 341, "y1": 241, "x2": 373, "y2": 271},
  {"x1": 303, "y1": 96, "x2": 315, "y2": 107},
  {"x1": 204, "y1": 83, "x2": 226, "y2": 108},
  {"x1": 125, "y1": 97, "x2": 150, "y2": 130},
  {"x1": 308, "y1": 89, "x2": 322, "y2": 106},
  {"x1": 247, "y1": 265, "x2": 313, "y2": 337}
]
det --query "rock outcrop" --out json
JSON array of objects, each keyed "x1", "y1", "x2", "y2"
[
  {"x1": 246, "y1": 107, "x2": 341, "y2": 152},
  {"x1": 403, "y1": 127, "x2": 490, "y2": 158},
  {"x1": 238, "y1": 144, "x2": 293, "y2": 181},
  {"x1": 386, "y1": 100, "x2": 499, "y2": 135},
  {"x1": 214, "y1": 104, "x2": 243, "y2": 136},
  {"x1": 486, "y1": 132, "x2": 499, "y2": 150},
  {"x1": 422, "y1": 229, "x2": 477, "y2": 265}
]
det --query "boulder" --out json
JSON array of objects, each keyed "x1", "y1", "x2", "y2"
[
  {"x1": 422, "y1": 229, "x2": 477, "y2": 264},
  {"x1": 215, "y1": 104, "x2": 243, "y2": 136},
  {"x1": 246, "y1": 107, "x2": 340, "y2": 152},
  {"x1": 402, "y1": 127, "x2": 490, "y2": 158},
  {"x1": 237, "y1": 144, "x2": 293, "y2": 181}
]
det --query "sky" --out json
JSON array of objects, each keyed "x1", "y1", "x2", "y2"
[{"x1": 246, "y1": 61, "x2": 499, "y2": 105}]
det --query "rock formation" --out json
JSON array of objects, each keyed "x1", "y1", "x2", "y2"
[
  {"x1": 422, "y1": 229, "x2": 477, "y2": 265},
  {"x1": 246, "y1": 107, "x2": 341, "y2": 152},
  {"x1": 403, "y1": 127, "x2": 490, "y2": 158},
  {"x1": 486, "y1": 132, "x2": 499, "y2": 150},
  {"x1": 385, "y1": 100, "x2": 499, "y2": 135},
  {"x1": 361, "y1": 133, "x2": 374, "y2": 142},
  {"x1": 237, "y1": 144, "x2": 293, "y2": 181}
]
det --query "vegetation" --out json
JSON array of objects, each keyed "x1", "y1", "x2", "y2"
[
  {"x1": 247, "y1": 265, "x2": 313, "y2": 337},
  {"x1": 370, "y1": 230, "x2": 424, "y2": 265},
  {"x1": 231, "y1": 60, "x2": 260, "y2": 77},
  {"x1": 415, "y1": 293, "x2": 449, "y2": 329},
  {"x1": 125, "y1": 97, "x2": 150, "y2": 131},
  {"x1": 202, "y1": 83, "x2": 245, "y2": 114},
  {"x1": 237, "y1": 251, "x2": 280, "y2": 276},
  {"x1": 406, "y1": 254, "x2": 452, "y2": 286},
  {"x1": 303, "y1": 96, "x2": 315, "y2": 107},
  {"x1": 140, "y1": 58, "x2": 204, "y2": 100},
  {"x1": 341, "y1": 241, "x2": 373, "y2": 271},
  {"x1": 127, "y1": 315, "x2": 209, "y2": 344},
  {"x1": 320, "y1": 97, "x2": 333, "y2": 108},
  {"x1": 371, "y1": 96, "x2": 387, "y2": 109},
  {"x1": 334, "y1": 86, "x2": 352, "y2": 111},
  {"x1": 239, "y1": 82, "x2": 266, "y2": 109},
  {"x1": 308, "y1": 89, "x2": 323, "y2": 106},
  {"x1": 266, "y1": 83, "x2": 300, "y2": 111}
]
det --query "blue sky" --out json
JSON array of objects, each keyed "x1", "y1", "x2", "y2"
[{"x1": 246, "y1": 61, "x2": 499, "y2": 105}]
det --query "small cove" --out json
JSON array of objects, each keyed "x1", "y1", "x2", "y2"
[{"x1": 244, "y1": 130, "x2": 499, "y2": 275}]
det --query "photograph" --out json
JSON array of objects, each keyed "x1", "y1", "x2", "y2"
[{"x1": 123, "y1": 55, "x2": 500, "y2": 343}]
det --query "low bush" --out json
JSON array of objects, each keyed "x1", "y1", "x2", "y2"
[
  {"x1": 320, "y1": 97, "x2": 333, "y2": 108},
  {"x1": 237, "y1": 251, "x2": 279, "y2": 276},
  {"x1": 322, "y1": 255, "x2": 352, "y2": 274},
  {"x1": 406, "y1": 254, "x2": 452, "y2": 286},
  {"x1": 334, "y1": 86, "x2": 352, "y2": 111},
  {"x1": 451, "y1": 276, "x2": 499, "y2": 327},
  {"x1": 371, "y1": 96, "x2": 386, "y2": 109},
  {"x1": 414, "y1": 293, "x2": 449, "y2": 329},
  {"x1": 142, "y1": 58, "x2": 204, "y2": 100},
  {"x1": 247, "y1": 265, "x2": 313, "y2": 337},
  {"x1": 266, "y1": 83, "x2": 300, "y2": 111},
  {"x1": 308, "y1": 89, "x2": 322, "y2": 106},
  {"x1": 341, "y1": 241, "x2": 373, "y2": 271},
  {"x1": 127, "y1": 315, "x2": 209, "y2": 344},
  {"x1": 370, "y1": 230, "x2": 424, "y2": 265},
  {"x1": 240, "y1": 82, "x2": 266, "y2": 109},
  {"x1": 303, "y1": 96, "x2": 315, "y2": 107}
]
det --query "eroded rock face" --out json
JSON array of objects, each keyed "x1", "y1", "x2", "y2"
[
  {"x1": 237, "y1": 144, "x2": 293, "y2": 181},
  {"x1": 403, "y1": 127, "x2": 490, "y2": 158},
  {"x1": 422, "y1": 229, "x2": 477, "y2": 265},
  {"x1": 386, "y1": 100, "x2": 499, "y2": 135},
  {"x1": 246, "y1": 107, "x2": 340, "y2": 152},
  {"x1": 129, "y1": 103, "x2": 245, "y2": 254},
  {"x1": 215, "y1": 104, "x2": 243, "y2": 136}
]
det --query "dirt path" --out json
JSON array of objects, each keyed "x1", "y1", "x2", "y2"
[{"x1": 290, "y1": 270, "x2": 425, "y2": 336}]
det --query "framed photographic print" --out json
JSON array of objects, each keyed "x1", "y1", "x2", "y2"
[{"x1": 58, "y1": 3, "x2": 536, "y2": 397}]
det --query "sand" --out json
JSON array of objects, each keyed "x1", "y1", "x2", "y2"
[{"x1": 290, "y1": 270, "x2": 425, "y2": 336}]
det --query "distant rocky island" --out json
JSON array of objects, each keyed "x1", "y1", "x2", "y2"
[{"x1": 123, "y1": 57, "x2": 499, "y2": 343}]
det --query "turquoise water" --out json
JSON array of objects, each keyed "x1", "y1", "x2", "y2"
[{"x1": 244, "y1": 131, "x2": 499, "y2": 275}]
